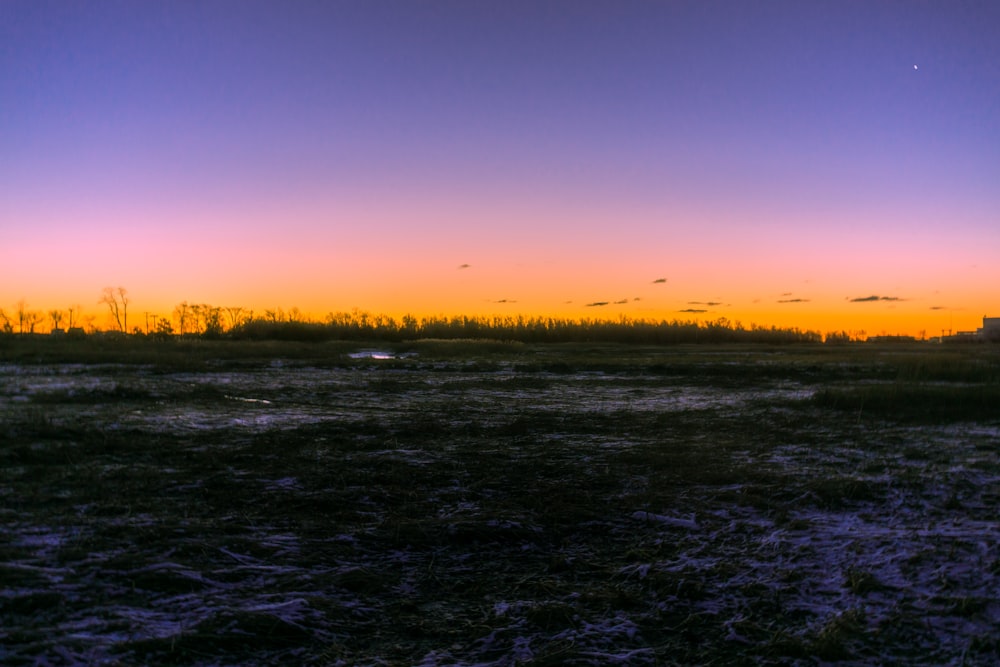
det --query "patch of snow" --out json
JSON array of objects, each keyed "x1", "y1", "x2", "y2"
[{"x1": 225, "y1": 394, "x2": 272, "y2": 404}]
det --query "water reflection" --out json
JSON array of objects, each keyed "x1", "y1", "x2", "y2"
[{"x1": 347, "y1": 350, "x2": 414, "y2": 360}]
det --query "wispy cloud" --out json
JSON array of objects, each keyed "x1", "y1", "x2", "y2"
[
  {"x1": 458, "y1": 263, "x2": 471, "y2": 269},
  {"x1": 778, "y1": 298, "x2": 810, "y2": 303},
  {"x1": 930, "y1": 306, "x2": 946, "y2": 310},
  {"x1": 688, "y1": 301, "x2": 722, "y2": 307},
  {"x1": 491, "y1": 299, "x2": 516, "y2": 304},
  {"x1": 849, "y1": 295, "x2": 903, "y2": 303},
  {"x1": 652, "y1": 278, "x2": 667, "y2": 284},
  {"x1": 614, "y1": 298, "x2": 629, "y2": 305},
  {"x1": 585, "y1": 301, "x2": 609, "y2": 307},
  {"x1": 678, "y1": 308, "x2": 707, "y2": 313}
]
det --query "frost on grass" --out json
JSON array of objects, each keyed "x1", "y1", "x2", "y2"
[{"x1": 1, "y1": 351, "x2": 998, "y2": 665}]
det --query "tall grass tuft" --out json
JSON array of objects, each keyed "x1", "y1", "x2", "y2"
[{"x1": 813, "y1": 382, "x2": 1000, "y2": 422}]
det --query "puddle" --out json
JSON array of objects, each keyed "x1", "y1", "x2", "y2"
[{"x1": 347, "y1": 350, "x2": 416, "y2": 360}]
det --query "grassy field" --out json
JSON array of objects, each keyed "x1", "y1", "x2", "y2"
[{"x1": 1, "y1": 339, "x2": 998, "y2": 665}]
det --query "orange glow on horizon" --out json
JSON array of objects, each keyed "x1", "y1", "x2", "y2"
[
  {"x1": 5, "y1": 280, "x2": 994, "y2": 341},
  {"x1": 3, "y1": 203, "x2": 997, "y2": 339},
  {"x1": 4, "y1": 4, "x2": 998, "y2": 341}
]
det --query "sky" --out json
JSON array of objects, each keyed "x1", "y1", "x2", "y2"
[{"x1": 2, "y1": 0, "x2": 998, "y2": 336}]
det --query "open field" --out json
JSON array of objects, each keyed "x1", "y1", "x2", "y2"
[{"x1": 2, "y1": 339, "x2": 998, "y2": 665}]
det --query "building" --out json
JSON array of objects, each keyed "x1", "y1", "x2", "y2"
[
  {"x1": 980, "y1": 317, "x2": 1000, "y2": 342},
  {"x1": 941, "y1": 316, "x2": 1000, "y2": 343}
]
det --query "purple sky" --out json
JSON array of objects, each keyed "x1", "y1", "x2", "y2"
[{"x1": 2, "y1": 1, "x2": 998, "y2": 334}]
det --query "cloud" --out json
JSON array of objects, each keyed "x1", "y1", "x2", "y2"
[
  {"x1": 778, "y1": 298, "x2": 810, "y2": 303},
  {"x1": 930, "y1": 306, "x2": 946, "y2": 310},
  {"x1": 678, "y1": 308, "x2": 708, "y2": 313},
  {"x1": 652, "y1": 278, "x2": 667, "y2": 284},
  {"x1": 849, "y1": 295, "x2": 903, "y2": 303},
  {"x1": 585, "y1": 301, "x2": 609, "y2": 307},
  {"x1": 491, "y1": 299, "x2": 517, "y2": 304},
  {"x1": 688, "y1": 301, "x2": 722, "y2": 306},
  {"x1": 458, "y1": 263, "x2": 471, "y2": 269},
  {"x1": 633, "y1": 297, "x2": 641, "y2": 302},
  {"x1": 614, "y1": 298, "x2": 629, "y2": 305},
  {"x1": 781, "y1": 292, "x2": 793, "y2": 297}
]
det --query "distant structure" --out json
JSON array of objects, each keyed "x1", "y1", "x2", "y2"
[
  {"x1": 941, "y1": 316, "x2": 999, "y2": 343},
  {"x1": 980, "y1": 317, "x2": 1000, "y2": 342}
]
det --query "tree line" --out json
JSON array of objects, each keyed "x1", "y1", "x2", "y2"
[
  {"x1": 172, "y1": 308, "x2": 825, "y2": 345},
  {"x1": 0, "y1": 300, "x2": 90, "y2": 335},
  {"x1": 3, "y1": 288, "x2": 867, "y2": 344}
]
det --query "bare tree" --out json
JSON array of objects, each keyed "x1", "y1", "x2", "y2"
[
  {"x1": 26, "y1": 311, "x2": 43, "y2": 333},
  {"x1": 99, "y1": 287, "x2": 130, "y2": 332},
  {"x1": 203, "y1": 305, "x2": 224, "y2": 337},
  {"x1": 0, "y1": 308, "x2": 12, "y2": 334},
  {"x1": 14, "y1": 301, "x2": 43, "y2": 334},
  {"x1": 16, "y1": 300, "x2": 30, "y2": 335},
  {"x1": 119, "y1": 288, "x2": 129, "y2": 332},
  {"x1": 189, "y1": 304, "x2": 203, "y2": 334},
  {"x1": 67, "y1": 304, "x2": 83, "y2": 329},
  {"x1": 49, "y1": 309, "x2": 64, "y2": 331},
  {"x1": 173, "y1": 302, "x2": 190, "y2": 335},
  {"x1": 225, "y1": 306, "x2": 245, "y2": 331}
]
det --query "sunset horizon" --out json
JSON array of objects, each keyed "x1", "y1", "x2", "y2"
[
  {"x1": 3, "y1": 1, "x2": 997, "y2": 340},
  {"x1": 3, "y1": 4, "x2": 999, "y2": 661},
  {"x1": 2, "y1": 284, "x2": 994, "y2": 340}
]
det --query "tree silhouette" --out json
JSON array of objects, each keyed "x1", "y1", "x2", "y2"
[
  {"x1": 66, "y1": 304, "x2": 83, "y2": 330},
  {"x1": 15, "y1": 300, "x2": 40, "y2": 335},
  {"x1": 173, "y1": 302, "x2": 190, "y2": 335},
  {"x1": 225, "y1": 306, "x2": 245, "y2": 330},
  {"x1": 198, "y1": 304, "x2": 224, "y2": 337},
  {"x1": 152, "y1": 318, "x2": 174, "y2": 339},
  {"x1": 99, "y1": 287, "x2": 129, "y2": 332}
]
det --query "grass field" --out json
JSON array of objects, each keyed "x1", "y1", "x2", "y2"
[{"x1": 1, "y1": 339, "x2": 998, "y2": 665}]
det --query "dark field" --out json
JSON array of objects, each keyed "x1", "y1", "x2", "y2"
[{"x1": 2, "y1": 339, "x2": 998, "y2": 665}]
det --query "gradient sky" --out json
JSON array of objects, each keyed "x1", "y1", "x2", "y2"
[{"x1": 2, "y1": 1, "x2": 998, "y2": 336}]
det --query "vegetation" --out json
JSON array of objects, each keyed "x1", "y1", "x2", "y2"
[
  {"x1": 232, "y1": 312, "x2": 826, "y2": 344},
  {"x1": 5, "y1": 305, "x2": 826, "y2": 344},
  {"x1": 8, "y1": 290, "x2": 997, "y2": 345},
  {"x1": 1, "y1": 343, "x2": 998, "y2": 664}
]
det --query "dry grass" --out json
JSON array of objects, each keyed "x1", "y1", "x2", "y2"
[{"x1": 1, "y1": 343, "x2": 997, "y2": 664}]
